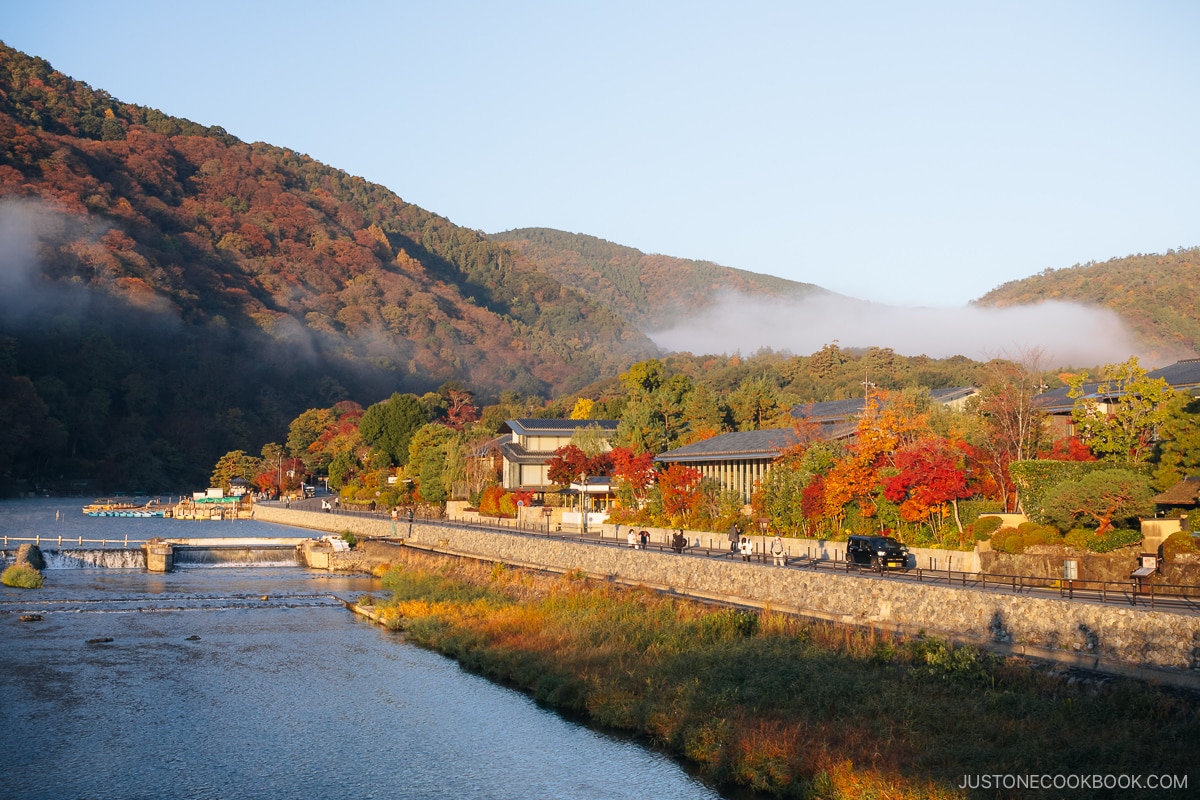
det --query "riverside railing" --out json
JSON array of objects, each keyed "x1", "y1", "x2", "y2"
[{"x1": 2, "y1": 534, "x2": 148, "y2": 548}]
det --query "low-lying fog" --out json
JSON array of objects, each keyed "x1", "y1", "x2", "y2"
[{"x1": 648, "y1": 291, "x2": 1151, "y2": 367}]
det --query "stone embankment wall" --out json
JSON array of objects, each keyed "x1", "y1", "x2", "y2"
[
  {"x1": 981, "y1": 546, "x2": 1141, "y2": 584},
  {"x1": 255, "y1": 506, "x2": 1200, "y2": 683}
]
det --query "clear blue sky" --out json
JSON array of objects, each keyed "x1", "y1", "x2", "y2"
[{"x1": 5, "y1": 1, "x2": 1199, "y2": 307}]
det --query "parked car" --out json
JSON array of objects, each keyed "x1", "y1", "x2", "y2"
[{"x1": 845, "y1": 535, "x2": 909, "y2": 570}]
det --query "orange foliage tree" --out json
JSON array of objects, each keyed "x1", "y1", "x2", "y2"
[
  {"x1": 818, "y1": 392, "x2": 927, "y2": 529},
  {"x1": 658, "y1": 464, "x2": 704, "y2": 525}
]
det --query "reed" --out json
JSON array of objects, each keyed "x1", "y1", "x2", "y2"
[{"x1": 373, "y1": 550, "x2": 1198, "y2": 798}]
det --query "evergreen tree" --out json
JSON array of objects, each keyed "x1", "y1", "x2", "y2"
[
  {"x1": 1151, "y1": 395, "x2": 1200, "y2": 491},
  {"x1": 359, "y1": 393, "x2": 428, "y2": 466}
]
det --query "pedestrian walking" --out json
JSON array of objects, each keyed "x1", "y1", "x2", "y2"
[
  {"x1": 770, "y1": 535, "x2": 786, "y2": 566},
  {"x1": 627, "y1": 529, "x2": 637, "y2": 549},
  {"x1": 639, "y1": 529, "x2": 649, "y2": 549},
  {"x1": 739, "y1": 536, "x2": 753, "y2": 562},
  {"x1": 671, "y1": 529, "x2": 686, "y2": 553}
]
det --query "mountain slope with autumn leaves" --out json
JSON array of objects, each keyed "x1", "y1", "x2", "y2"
[
  {"x1": 975, "y1": 248, "x2": 1200, "y2": 361},
  {"x1": 487, "y1": 227, "x2": 826, "y2": 330},
  {"x1": 0, "y1": 41, "x2": 659, "y2": 488}
]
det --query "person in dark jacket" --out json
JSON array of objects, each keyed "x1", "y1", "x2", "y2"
[{"x1": 672, "y1": 530, "x2": 686, "y2": 553}]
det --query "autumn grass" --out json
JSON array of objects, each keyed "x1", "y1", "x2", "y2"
[
  {"x1": 1, "y1": 564, "x2": 44, "y2": 588},
  {"x1": 372, "y1": 550, "x2": 1198, "y2": 798}
]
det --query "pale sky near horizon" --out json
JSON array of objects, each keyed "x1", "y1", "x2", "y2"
[{"x1": 4, "y1": 0, "x2": 1199, "y2": 311}]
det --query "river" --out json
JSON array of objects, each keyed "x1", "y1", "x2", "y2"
[{"x1": 0, "y1": 498, "x2": 725, "y2": 799}]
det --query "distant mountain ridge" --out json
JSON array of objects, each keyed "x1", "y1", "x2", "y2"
[
  {"x1": 975, "y1": 248, "x2": 1200, "y2": 360},
  {"x1": 488, "y1": 227, "x2": 826, "y2": 329}
]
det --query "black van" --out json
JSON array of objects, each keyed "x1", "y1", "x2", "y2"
[{"x1": 845, "y1": 535, "x2": 909, "y2": 570}]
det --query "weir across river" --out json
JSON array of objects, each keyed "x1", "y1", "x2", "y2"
[
  {"x1": 148, "y1": 538, "x2": 312, "y2": 570},
  {"x1": 2, "y1": 536, "x2": 312, "y2": 570}
]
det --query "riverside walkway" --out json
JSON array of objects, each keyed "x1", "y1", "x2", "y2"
[{"x1": 268, "y1": 501, "x2": 1200, "y2": 615}]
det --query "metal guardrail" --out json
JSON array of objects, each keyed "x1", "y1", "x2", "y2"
[{"x1": 2, "y1": 534, "x2": 145, "y2": 548}]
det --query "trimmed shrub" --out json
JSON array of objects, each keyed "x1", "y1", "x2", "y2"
[
  {"x1": 991, "y1": 523, "x2": 1062, "y2": 554},
  {"x1": 1162, "y1": 530, "x2": 1199, "y2": 563},
  {"x1": 974, "y1": 515, "x2": 1004, "y2": 540},
  {"x1": 478, "y1": 485, "x2": 515, "y2": 518},
  {"x1": 1085, "y1": 528, "x2": 1143, "y2": 553},
  {"x1": 990, "y1": 527, "x2": 1021, "y2": 554},
  {"x1": 1063, "y1": 528, "x2": 1094, "y2": 550},
  {"x1": 2, "y1": 564, "x2": 44, "y2": 589}
]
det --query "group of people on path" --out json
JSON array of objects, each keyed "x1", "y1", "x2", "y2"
[
  {"x1": 616, "y1": 522, "x2": 786, "y2": 564},
  {"x1": 626, "y1": 528, "x2": 650, "y2": 549},
  {"x1": 729, "y1": 522, "x2": 788, "y2": 566},
  {"x1": 622, "y1": 526, "x2": 689, "y2": 554}
]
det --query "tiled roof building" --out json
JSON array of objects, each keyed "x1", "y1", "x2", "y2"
[
  {"x1": 656, "y1": 429, "x2": 800, "y2": 504},
  {"x1": 497, "y1": 419, "x2": 618, "y2": 491},
  {"x1": 656, "y1": 387, "x2": 979, "y2": 505}
]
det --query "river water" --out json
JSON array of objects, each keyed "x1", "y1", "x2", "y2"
[{"x1": 0, "y1": 499, "x2": 725, "y2": 799}]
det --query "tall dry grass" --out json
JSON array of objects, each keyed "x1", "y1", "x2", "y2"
[{"x1": 371, "y1": 550, "x2": 1198, "y2": 798}]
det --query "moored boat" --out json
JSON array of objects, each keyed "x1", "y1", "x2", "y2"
[{"x1": 82, "y1": 498, "x2": 165, "y2": 517}]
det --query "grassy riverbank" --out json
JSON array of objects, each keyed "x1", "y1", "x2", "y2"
[{"x1": 367, "y1": 550, "x2": 1197, "y2": 798}]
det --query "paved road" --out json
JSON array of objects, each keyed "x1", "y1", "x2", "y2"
[{"x1": 260, "y1": 501, "x2": 1200, "y2": 615}]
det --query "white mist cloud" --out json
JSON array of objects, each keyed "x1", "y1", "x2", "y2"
[
  {"x1": 648, "y1": 292, "x2": 1153, "y2": 367},
  {"x1": 0, "y1": 197, "x2": 96, "y2": 323},
  {"x1": 0, "y1": 198, "x2": 51, "y2": 315}
]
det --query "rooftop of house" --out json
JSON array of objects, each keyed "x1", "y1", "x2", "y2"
[
  {"x1": 498, "y1": 440, "x2": 559, "y2": 464},
  {"x1": 1146, "y1": 357, "x2": 1200, "y2": 390},
  {"x1": 1153, "y1": 476, "x2": 1200, "y2": 507},
  {"x1": 500, "y1": 418, "x2": 619, "y2": 437},
  {"x1": 1035, "y1": 357, "x2": 1200, "y2": 414},
  {"x1": 656, "y1": 429, "x2": 800, "y2": 463},
  {"x1": 790, "y1": 386, "x2": 978, "y2": 423}
]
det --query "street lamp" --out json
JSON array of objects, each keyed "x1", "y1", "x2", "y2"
[{"x1": 579, "y1": 472, "x2": 587, "y2": 535}]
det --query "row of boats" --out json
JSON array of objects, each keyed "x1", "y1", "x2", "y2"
[{"x1": 81, "y1": 499, "x2": 166, "y2": 518}]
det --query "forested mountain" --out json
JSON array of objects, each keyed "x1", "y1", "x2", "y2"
[
  {"x1": 0, "y1": 42, "x2": 656, "y2": 491},
  {"x1": 975, "y1": 248, "x2": 1200, "y2": 360},
  {"x1": 488, "y1": 227, "x2": 825, "y2": 329}
]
